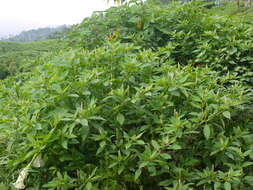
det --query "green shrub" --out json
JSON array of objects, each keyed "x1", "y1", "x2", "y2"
[
  {"x1": 1, "y1": 1, "x2": 253, "y2": 189},
  {"x1": 0, "y1": 43, "x2": 252, "y2": 189},
  {"x1": 66, "y1": 1, "x2": 204, "y2": 50},
  {"x1": 67, "y1": 1, "x2": 253, "y2": 85}
]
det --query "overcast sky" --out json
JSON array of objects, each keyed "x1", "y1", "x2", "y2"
[{"x1": 0, "y1": 0, "x2": 114, "y2": 37}]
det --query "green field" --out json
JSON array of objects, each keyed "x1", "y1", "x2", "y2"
[
  {"x1": 209, "y1": 1, "x2": 253, "y2": 21},
  {"x1": 0, "y1": 40, "x2": 62, "y2": 79}
]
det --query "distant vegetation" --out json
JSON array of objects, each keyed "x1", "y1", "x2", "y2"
[
  {"x1": 1, "y1": 1, "x2": 253, "y2": 190},
  {"x1": 2, "y1": 25, "x2": 69, "y2": 42},
  {"x1": 0, "y1": 40, "x2": 62, "y2": 79},
  {"x1": 0, "y1": 25, "x2": 67, "y2": 79},
  {"x1": 210, "y1": 1, "x2": 253, "y2": 22}
]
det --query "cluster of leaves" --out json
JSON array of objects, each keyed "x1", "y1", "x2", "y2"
[
  {"x1": 67, "y1": 1, "x2": 253, "y2": 84},
  {"x1": 0, "y1": 42, "x2": 252, "y2": 189},
  {"x1": 0, "y1": 40, "x2": 62, "y2": 79}
]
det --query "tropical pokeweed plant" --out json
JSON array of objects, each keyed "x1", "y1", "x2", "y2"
[
  {"x1": 66, "y1": 0, "x2": 253, "y2": 86},
  {"x1": 0, "y1": 42, "x2": 252, "y2": 189}
]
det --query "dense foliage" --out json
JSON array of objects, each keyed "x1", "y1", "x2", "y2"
[
  {"x1": 0, "y1": 40, "x2": 62, "y2": 79},
  {"x1": 0, "y1": 1, "x2": 253, "y2": 190},
  {"x1": 1, "y1": 42, "x2": 252, "y2": 190},
  {"x1": 67, "y1": 1, "x2": 253, "y2": 84}
]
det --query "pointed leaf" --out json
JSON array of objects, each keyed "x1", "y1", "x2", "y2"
[
  {"x1": 135, "y1": 169, "x2": 142, "y2": 181},
  {"x1": 79, "y1": 119, "x2": 88, "y2": 127},
  {"x1": 62, "y1": 140, "x2": 68, "y2": 149},
  {"x1": 223, "y1": 111, "x2": 231, "y2": 119},
  {"x1": 224, "y1": 182, "x2": 231, "y2": 190},
  {"x1": 203, "y1": 125, "x2": 210, "y2": 140},
  {"x1": 151, "y1": 140, "x2": 160, "y2": 150},
  {"x1": 80, "y1": 125, "x2": 90, "y2": 141},
  {"x1": 117, "y1": 113, "x2": 125, "y2": 125}
]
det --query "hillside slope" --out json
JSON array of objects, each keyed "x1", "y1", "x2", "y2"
[
  {"x1": 0, "y1": 40, "x2": 62, "y2": 79},
  {"x1": 209, "y1": 2, "x2": 253, "y2": 22},
  {"x1": 3, "y1": 25, "x2": 68, "y2": 42}
]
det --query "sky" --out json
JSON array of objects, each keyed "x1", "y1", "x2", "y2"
[{"x1": 0, "y1": 0, "x2": 114, "y2": 37}]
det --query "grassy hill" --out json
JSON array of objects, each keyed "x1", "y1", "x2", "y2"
[
  {"x1": 209, "y1": 2, "x2": 253, "y2": 22},
  {"x1": 3, "y1": 25, "x2": 68, "y2": 42},
  {"x1": 0, "y1": 40, "x2": 62, "y2": 79},
  {"x1": 0, "y1": 1, "x2": 253, "y2": 189}
]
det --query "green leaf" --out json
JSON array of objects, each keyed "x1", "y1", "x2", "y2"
[
  {"x1": 139, "y1": 161, "x2": 149, "y2": 168},
  {"x1": 160, "y1": 153, "x2": 171, "y2": 160},
  {"x1": 159, "y1": 179, "x2": 170, "y2": 186},
  {"x1": 203, "y1": 125, "x2": 210, "y2": 140},
  {"x1": 136, "y1": 140, "x2": 145, "y2": 145},
  {"x1": 223, "y1": 111, "x2": 231, "y2": 119},
  {"x1": 242, "y1": 161, "x2": 253, "y2": 168},
  {"x1": 96, "y1": 141, "x2": 106, "y2": 155},
  {"x1": 244, "y1": 176, "x2": 253, "y2": 187},
  {"x1": 170, "y1": 144, "x2": 181, "y2": 150},
  {"x1": 79, "y1": 119, "x2": 89, "y2": 127},
  {"x1": 151, "y1": 140, "x2": 160, "y2": 150},
  {"x1": 214, "y1": 182, "x2": 221, "y2": 189},
  {"x1": 86, "y1": 182, "x2": 92, "y2": 190},
  {"x1": 80, "y1": 125, "x2": 90, "y2": 141},
  {"x1": 224, "y1": 182, "x2": 231, "y2": 190},
  {"x1": 117, "y1": 113, "x2": 125, "y2": 125},
  {"x1": 108, "y1": 162, "x2": 118, "y2": 168},
  {"x1": 118, "y1": 165, "x2": 125, "y2": 175},
  {"x1": 68, "y1": 94, "x2": 79, "y2": 98},
  {"x1": 135, "y1": 169, "x2": 142, "y2": 181},
  {"x1": 62, "y1": 140, "x2": 68, "y2": 149}
]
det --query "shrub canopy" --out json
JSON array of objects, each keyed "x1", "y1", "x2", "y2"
[
  {"x1": 1, "y1": 1, "x2": 253, "y2": 190},
  {"x1": 67, "y1": 1, "x2": 253, "y2": 84}
]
